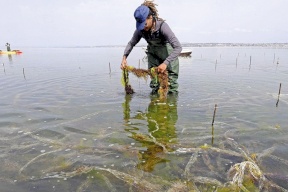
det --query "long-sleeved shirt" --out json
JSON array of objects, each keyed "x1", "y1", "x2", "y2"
[{"x1": 124, "y1": 20, "x2": 182, "y2": 65}]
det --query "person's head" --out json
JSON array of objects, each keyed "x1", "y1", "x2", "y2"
[
  {"x1": 134, "y1": 5, "x2": 155, "y2": 31},
  {"x1": 134, "y1": 0, "x2": 161, "y2": 31}
]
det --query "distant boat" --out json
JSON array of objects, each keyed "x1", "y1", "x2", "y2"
[
  {"x1": 142, "y1": 47, "x2": 192, "y2": 57},
  {"x1": 0, "y1": 50, "x2": 22, "y2": 55},
  {"x1": 179, "y1": 49, "x2": 192, "y2": 57}
]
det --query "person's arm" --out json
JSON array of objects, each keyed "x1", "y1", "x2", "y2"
[
  {"x1": 157, "y1": 22, "x2": 182, "y2": 73},
  {"x1": 161, "y1": 22, "x2": 182, "y2": 65},
  {"x1": 121, "y1": 30, "x2": 142, "y2": 69}
]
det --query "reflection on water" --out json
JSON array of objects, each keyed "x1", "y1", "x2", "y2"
[
  {"x1": 123, "y1": 94, "x2": 178, "y2": 172},
  {"x1": 8, "y1": 54, "x2": 13, "y2": 63}
]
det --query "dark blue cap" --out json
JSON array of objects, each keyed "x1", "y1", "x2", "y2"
[{"x1": 134, "y1": 5, "x2": 149, "y2": 31}]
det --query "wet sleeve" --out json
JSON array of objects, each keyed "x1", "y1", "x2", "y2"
[
  {"x1": 123, "y1": 30, "x2": 142, "y2": 58},
  {"x1": 160, "y1": 22, "x2": 182, "y2": 65}
]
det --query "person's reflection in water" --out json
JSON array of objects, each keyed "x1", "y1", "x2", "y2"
[
  {"x1": 123, "y1": 94, "x2": 178, "y2": 172},
  {"x1": 8, "y1": 54, "x2": 13, "y2": 63}
]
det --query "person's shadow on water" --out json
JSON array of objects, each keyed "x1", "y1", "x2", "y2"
[{"x1": 122, "y1": 94, "x2": 178, "y2": 172}]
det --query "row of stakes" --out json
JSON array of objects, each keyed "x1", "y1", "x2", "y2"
[
  {"x1": 108, "y1": 52, "x2": 284, "y2": 109},
  {"x1": 214, "y1": 54, "x2": 279, "y2": 71},
  {"x1": 109, "y1": 53, "x2": 284, "y2": 106},
  {"x1": 2, "y1": 53, "x2": 284, "y2": 107},
  {"x1": 109, "y1": 53, "x2": 280, "y2": 73}
]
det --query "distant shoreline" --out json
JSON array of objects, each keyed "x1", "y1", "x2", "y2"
[
  {"x1": 6, "y1": 43, "x2": 288, "y2": 49},
  {"x1": 66, "y1": 43, "x2": 288, "y2": 48},
  {"x1": 180, "y1": 43, "x2": 288, "y2": 48}
]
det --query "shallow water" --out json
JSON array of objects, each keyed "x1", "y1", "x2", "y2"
[{"x1": 0, "y1": 46, "x2": 288, "y2": 191}]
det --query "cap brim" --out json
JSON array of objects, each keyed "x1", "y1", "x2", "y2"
[{"x1": 136, "y1": 21, "x2": 145, "y2": 31}]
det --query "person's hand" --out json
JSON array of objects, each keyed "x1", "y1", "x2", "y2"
[
  {"x1": 121, "y1": 56, "x2": 127, "y2": 69},
  {"x1": 157, "y1": 63, "x2": 167, "y2": 73}
]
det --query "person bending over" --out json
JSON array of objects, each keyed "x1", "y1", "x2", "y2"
[{"x1": 121, "y1": 0, "x2": 182, "y2": 94}]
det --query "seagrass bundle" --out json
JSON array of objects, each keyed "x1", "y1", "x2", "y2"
[{"x1": 121, "y1": 66, "x2": 168, "y2": 99}]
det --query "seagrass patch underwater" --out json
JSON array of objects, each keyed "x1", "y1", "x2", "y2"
[{"x1": 0, "y1": 46, "x2": 288, "y2": 191}]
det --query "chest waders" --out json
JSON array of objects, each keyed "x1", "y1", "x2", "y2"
[{"x1": 144, "y1": 22, "x2": 179, "y2": 94}]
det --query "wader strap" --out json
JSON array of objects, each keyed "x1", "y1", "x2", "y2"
[{"x1": 159, "y1": 21, "x2": 164, "y2": 31}]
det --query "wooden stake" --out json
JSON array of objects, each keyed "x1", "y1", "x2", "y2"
[
  {"x1": 277, "y1": 58, "x2": 279, "y2": 65},
  {"x1": 276, "y1": 83, "x2": 282, "y2": 107},
  {"x1": 23, "y1": 68, "x2": 26, "y2": 79},
  {"x1": 249, "y1": 56, "x2": 252, "y2": 71},
  {"x1": 109, "y1": 62, "x2": 111, "y2": 74},
  {"x1": 212, "y1": 104, "x2": 217, "y2": 126},
  {"x1": 278, "y1": 83, "x2": 282, "y2": 95},
  {"x1": 3, "y1": 63, "x2": 5, "y2": 74},
  {"x1": 211, "y1": 125, "x2": 214, "y2": 145},
  {"x1": 138, "y1": 59, "x2": 140, "y2": 68}
]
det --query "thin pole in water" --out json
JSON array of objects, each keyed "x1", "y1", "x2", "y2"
[
  {"x1": 277, "y1": 57, "x2": 279, "y2": 65},
  {"x1": 212, "y1": 104, "x2": 217, "y2": 126},
  {"x1": 211, "y1": 125, "x2": 214, "y2": 145},
  {"x1": 3, "y1": 63, "x2": 5, "y2": 74},
  {"x1": 23, "y1": 68, "x2": 26, "y2": 80},
  {"x1": 276, "y1": 83, "x2": 282, "y2": 107},
  {"x1": 109, "y1": 62, "x2": 111, "y2": 74},
  {"x1": 249, "y1": 56, "x2": 252, "y2": 71}
]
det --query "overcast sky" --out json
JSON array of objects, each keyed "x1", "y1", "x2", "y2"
[{"x1": 1, "y1": 0, "x2": 287, "y2": 47}]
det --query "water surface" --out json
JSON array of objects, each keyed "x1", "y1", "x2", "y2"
[{"x1": 0, "y1": 46, "x2": 287, "y2": 191}]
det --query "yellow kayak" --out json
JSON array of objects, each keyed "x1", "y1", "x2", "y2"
[{"x1": 0, "y1": 50, "x2": 22, "y2": 54}]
